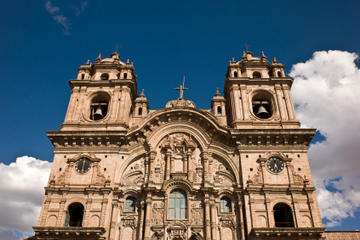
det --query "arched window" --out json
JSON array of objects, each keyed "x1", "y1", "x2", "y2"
[
  {"x1": 100, "y1": 73, "x2": 109, "y2": 80},
  {"x1": 273, "y1": 203, "x2": 294, "y2": 227},
  {"x1": 252, "y1": 71, "x2": 261, "y2": 78},
  {"x1": 277, "y1": 71, "x2": 282, "y2": 77},
  {"x1": 220, "y1": 197, "x2": 232, "y2": 213},
  {"x1": 217, "y1": 106, "x2": 222, "y2": 115},
  {"x1": 138, "y1": 107, "x2": 143, "y2": 116},
  {"x1": 123, "y1": 73, "x2": 128, "y2": 79},
  {"x1": 169, "y1": 189, "x2": 187, "y2": 219},
  {"x1": 117, "y1": 73, "x2": 120, "y2": 79},
  {"x1": 124, "y1": 196, "x2": 137, "y2": 212},
  {"x1": 64, "y1": 202, "x2": 84, "y2": 227},
  {"x1": 233, "y1": 71, "x2": 238, "y2": 77},
  {"x1": 81, "y1": 73, "x2": 85, "y2": 80}
]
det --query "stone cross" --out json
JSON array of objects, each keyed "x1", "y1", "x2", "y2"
[{"x1": 175, "y1": 76, "x2": 188, "y2": 99}]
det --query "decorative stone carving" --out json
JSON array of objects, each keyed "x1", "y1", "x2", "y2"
[
  {"x1": 152, "y1": 202, "x2": 164, "y2": 225},
  {"x1": 122, "y1": 158, "x2": 145, "y2": 186},
  {"x1": 122, "y1": 216, "x2": 137, "y2": 229},
  {"x1": 191, "y1": 202, "x2": 203, "y2": 225}
]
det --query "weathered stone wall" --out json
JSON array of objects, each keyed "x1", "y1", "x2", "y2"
[{"x1": 324, "y1": 231, "x2": 360, "y2": 240}]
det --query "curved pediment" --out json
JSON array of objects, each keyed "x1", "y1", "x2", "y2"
[{"x1": 127, "y1": 108, "x2": 231, "y2": 149}]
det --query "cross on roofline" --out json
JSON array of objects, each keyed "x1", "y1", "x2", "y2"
[{"x1": 175, "y1": 76, "x2": 188, "y2": 99}]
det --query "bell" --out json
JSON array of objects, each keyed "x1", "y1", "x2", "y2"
[
  {"x1": 94, "y1": 106, "x2": 103, "y2": 120},
  {"x1": 256, "y1": 105, "x2": 269, "y2": 118}
]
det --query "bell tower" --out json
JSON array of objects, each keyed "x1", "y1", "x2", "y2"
[
  {"x1": 224, "y1": 51, "x2": 298, "y2": 129},
  {"x1": 225, "y1": 51, "x2": 324, "y2": 240},
  {"x1": 63, "y1": 51, "x2": 137, "y2": 130}
]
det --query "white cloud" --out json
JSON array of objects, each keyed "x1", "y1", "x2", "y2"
[
  {"x1": 0, "y1": 156, "x2": 51, "y2": 239},
  {"x1": 72, "y1": 1, "x2": 88, "y2": 16},
  {"x1": 290, "y1": 50, "x2": 360, "y2": 227},
  {"x1": 44, "y1": 1, "x2": 59, "y2": 14},
  {"x1": 44, "y1": 1, "x2": 71, "y2": 35},
  {"x1": 52, "y1": 14, "x2": 70, "y2": 34}
]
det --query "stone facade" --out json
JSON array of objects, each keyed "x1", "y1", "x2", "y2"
[{"x1": 32, "y1": 51, "x2": 354, "y2": 240}]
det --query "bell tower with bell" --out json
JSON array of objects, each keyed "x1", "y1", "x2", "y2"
[
  {"x1": 224, "y1": 51, "x2": 299, "y2": 129},
  {"x1": 62, "y1": 51, "x2": 138, "y2": 130}
]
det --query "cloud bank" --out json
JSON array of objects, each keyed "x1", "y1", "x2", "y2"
[
  {"x1": 0, "y1": 156, "x2": 51, "y2": 240},
  {"x1": 290, "y1": 50, "x2": 360, "y2": 227}
]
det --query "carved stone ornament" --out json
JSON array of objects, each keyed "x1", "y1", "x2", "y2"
[
  {"x1": 191, "y1": 202, "x2": 203, "y2": 225},
  {"x1": 167, "y1": 223, "x2": 187, "y2": 240},
  {"x1": 122, "y1": 216, "x2": 137, "y2": 229},
  {"x1": 220, "y1": 217, "x2": 235, "y2": 229},
  {"x1": 152, "y1": 202, "x2": 164, "y2": 225}
]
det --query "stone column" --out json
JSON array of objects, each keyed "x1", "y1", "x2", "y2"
[
  {"x1": 137, "y1": 200, "x2": 145, "y2": 240},
  {"x1": 201, "y1": 152, "x2": 209, "y2": 185},
  {"x1": 282, "y1": 85, "x2": 296, "y2": 120},
  {"x1": 186, "y1": 152, "x2": 192, "y2": 179},
  {"x1": 204, "y1": 198, "x2": 211, "y2": 240},
  {"x1": 239, "y1": 85, "x2": 249, "y2": 120},
  {"x1": 109, "y1": 202, "x2": 120, "y2": 240},
  {"x1": 165, "y1": 150, "x2": 171, "y2": 180},
  {"x1": 236, "y1": 193, "x2": 246, "y2": 240},
  {"x1": 275, "y1": 84, "x2": 287, "y2": 120},
  {"x1": 210, "y1": 201, "x2": 218, "y2": 240},
  {"x1": 148, "y1": 151, "x2": 156, "y2": 184},
  {"x1": 144, "y1": 195, "x2": 152, "y2": 240}
]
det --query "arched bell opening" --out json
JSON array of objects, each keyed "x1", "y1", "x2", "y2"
[
  {"x1": 65, "y1": 202, "x2": 84, "y2": 227},
  {"x1": 251, "y1": 91, "x2": 273, "y2": 119},
  {"x1": 273, "y1": 203, "x2": 295, "y2": 227},
  {"x1": 90, "y1": 92, "x2": 110, "y2": 121}
]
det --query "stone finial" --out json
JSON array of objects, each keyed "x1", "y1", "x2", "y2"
[
  {"x1": 242, "y1": 51, "x2": 247, "y2": 59},
  {"x1": 215, "y1": 88, "x2": 220, "y2": 96},
  {"x1": 261, "y1": 51, "x2": 266, "y2": 60},
  {"x1": 126, "y1": 59, "x2": 130, "y2": 64},
  {"x1": 86, "y1": 60, "x2": 91, "y2": 65},
  {"x1": 96, "y1": 53, "x2": 102, "y2": 62},
  {"x1": 231, "y1": 57, "x2": 235, "y2": 63},
  {"x1": 140, "y1": 89, "x2": 145, "y2": 97},
  {"x1": 272, "y1": 57, "x2": 278, "y2": 64}
]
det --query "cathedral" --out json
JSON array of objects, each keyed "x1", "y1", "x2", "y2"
[{"x1": 32, "y1": 50, "x2": 354, "y2": 240}]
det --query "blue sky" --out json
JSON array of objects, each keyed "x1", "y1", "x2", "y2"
[{"x1": 0, "y1": 0, "x2": 360, "y2": 236}]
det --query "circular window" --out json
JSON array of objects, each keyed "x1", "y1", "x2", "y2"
[
  {"x1": 75, "y1": 157, "x2": 91, "y2": 173},
  {"x1": 252, "y1": 91, "x2": 273, "y2": 119},
  {"x1": 90, "y1": 92, "x2": 110, "y2": 121},
  {"x1": 266, "y1": 157, "x2": 284, "y2": 173}
]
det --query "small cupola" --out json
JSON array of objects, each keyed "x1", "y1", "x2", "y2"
[
  {"x1": 211, "y1": 88, "x2": 227, "y2": 126},
  {"x1": 77, "y1": 60, "x2": 92, "y2": 80},
  {"x1": 271, "y1": 57, "x2": 285, "y2": 77},
  {"x1": 134, "y1": 89, "x2": 149, "y2": 118}
]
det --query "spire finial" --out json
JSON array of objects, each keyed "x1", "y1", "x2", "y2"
[
  {"x1": 242, "y1": 51, "x2": 247, "y2": 59},
  {"x1": 140, "y1": 89, "x2": 145, "y2": 97},
  {"x1": 261, "y1": 51, "x2": 266, "y2": 58},
  {"x1": 96, "y1": 53, "x2": 102, "y2": 62},
  {"x1": 272, "y1": 57, "x2": 278, "y2": 63},
  {"x1": 86, "y1": 59, "x2": 91, "y2": 65},
  {"x1": 216, "y1": 88, "x2": 220, "y2": 96}
]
